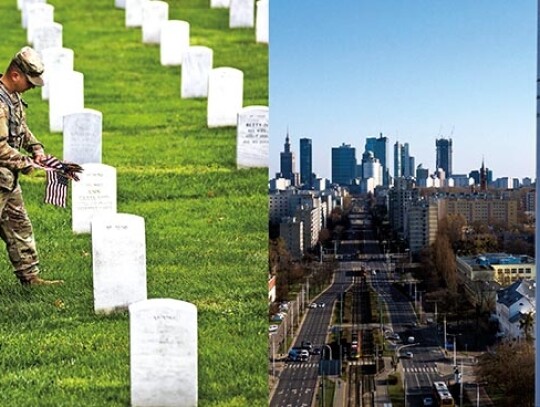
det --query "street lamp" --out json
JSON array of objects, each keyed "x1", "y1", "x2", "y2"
[
  {"x1": 320, "y1": 345, "x2": 333, "y2": 407},
  {"x1": 395, "y1": 343, "x2": 418, "y2": 407},
  {"x1": 447, "y1": 333, "x2": 462, "y2": 367},
  {"x1": 475, "y1": 381, "x2": 488, "y2": 407}
]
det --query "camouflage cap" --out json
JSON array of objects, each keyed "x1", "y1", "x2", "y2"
[{"x1": 12, "y1": 46, "x2": 44, "y2": 86}]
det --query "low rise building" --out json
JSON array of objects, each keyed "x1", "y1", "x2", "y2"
[
  {"x1": 495, "y1": 279, "x2": 535, "y2": 340},
  {"x1": 457, "y1": 253, "x2": 535, "y2": 286}
]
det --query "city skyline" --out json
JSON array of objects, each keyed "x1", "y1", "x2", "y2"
[
  {"x1": 275, "y1": 133, "x2": 517, "y2": 185},
  {"x1": 270, "y1": 1, "x2": 536, "y2": 180}
]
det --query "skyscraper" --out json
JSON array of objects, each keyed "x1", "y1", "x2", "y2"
[
  {"x1": 299, "y1": 138, "x2": 313, "y2": 188},
  {"x1": 365, "y1": 133, "x2": 389, "y2": 186},
  {"x1": 394, "y1": 142, "x2": 402, "y2": 179},
  {"x1": 394, "y1": 141, "x2": 415, "y2": 179},
  {"x1": 360, "y1": 151, "x2": 383, "y2": 187},
  {"x1": 401, "y1": 143, "x2": 411, "y2": 177},
  {"x1": 280, "y1": 132, "x2": 295, "y2": 183},
  {"x1": 436, "y1": 138, "x2": 453, "y2": 177},
  {"x1": 332, "y1": 143, "x2": 357, "y2": 186}
]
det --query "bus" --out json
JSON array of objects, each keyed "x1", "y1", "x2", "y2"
[{"x1": 432, "y1": 381, "x2": 455, "y2": 406}]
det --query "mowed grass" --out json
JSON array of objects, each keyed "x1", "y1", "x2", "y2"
[{"x1": 0, "y1": 1, "x2": 268, "y2": 406}]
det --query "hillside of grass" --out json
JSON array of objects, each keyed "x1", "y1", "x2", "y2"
[{"x1": 0, "y1": 1, "x2": 268, "y2": 406}]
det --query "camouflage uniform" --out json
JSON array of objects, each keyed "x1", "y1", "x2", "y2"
[{"x1": 0, "y1": 78, "x2": 44, "y2": 283}]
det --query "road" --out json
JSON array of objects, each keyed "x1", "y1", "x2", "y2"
[
  {"x1": 270, "y1": 198, "x2": 452, "y2": 407},
  {"x1": 269, "y1": 262, "x2": 354, "y2": 407},
  {"x1": 353, "y1": 201, "x2": 447, "y2": 407}
]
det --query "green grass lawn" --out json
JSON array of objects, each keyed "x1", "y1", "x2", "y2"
[{"x1": 0, "y1": 1, "x2": 267, "y2": 406}]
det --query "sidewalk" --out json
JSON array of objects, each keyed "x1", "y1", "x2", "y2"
[{"x1": 332, "y1": 377, "x2": 347, "y2": 407}]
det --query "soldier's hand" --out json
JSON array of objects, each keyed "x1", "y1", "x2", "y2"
[{"x1": 33, "y1": 154, "x2": 46, "y2": 165}]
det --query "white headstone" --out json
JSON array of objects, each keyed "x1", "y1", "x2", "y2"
[
  {"x1": 26, "y1": 3, "x2": 54, "y2": 45},
  {"x1": 49, "y1": 70, "x2": 84, "y2": 133},
  {"x1": 160, "y1": 20, "x2": 190, "y2": 66},
  {"x1": 255, "y1": 0, "x2": 268, "y2": 44},
  {"x1": 33, "y1": 22, "x2": 63, "y2": 55},
  {"x1": 210, "y1": 0, "x2": 230, "y2": 8},
  {"x1": 72, "y1": 163, "x2": 117, "y2": 234},
  {"x1": 126, "y1": 0, "x2": 147, "y2": 28},
  {"x1": 63, "y1": 109, "x2": 103, "y2": 165},
  {"x1": 181, "y1": 46, "x2": 213, "y2": 99},
  {"x1": 236, "y1": 106, "x2": 268, "y2": 168},
  {"x1": 92, "y1": 213, "x2": 147, "y2": 314},
  {"x1": 115, "y1": 0, "x2": 126, "y2": 8},
  {"x1": 207, "y1": 67, "x2": 243, "y2": 128},
  {"x1": 142, "y1": 1, "x2": 169, "y2": 44},
  {"x1": 41, "y1": 47, "x2": 75, "y2": 101},
  {"x1": 229, "y1": 0, "x2": 254, "y2": 28},
  {"x1": 130, "y1": 299, "x2": 198, "y2": 407},
  {"x1": 21, "y1": 0, "x2": 46, "y2": 28}
]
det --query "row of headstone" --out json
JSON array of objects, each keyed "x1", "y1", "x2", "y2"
[
  {"x1": 18, "y1": 2, "x2": 199, "y2": 406},
  {"x1": 18, "y1": 1, "x2": 90, "y2": 134},
  {"x1": 111, "y1": 5, "x2": 199, "y2": 404},
  {"x1": 91, "y1": 212, "x2": 197, "y2": 405},
  {"x1": 118, "y1": 0, "x2": 267, "y2": 167}
]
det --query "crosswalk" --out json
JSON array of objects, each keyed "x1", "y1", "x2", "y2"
[
  {"x1": 284, "y1": 361, "x2": 439, "y2": 374},
  {"x1": 404, "y1": 366, "x2": 438, "y2": 374},
  {"x1": 285, "y1": 363, "x2": 319, "y2": 369}
]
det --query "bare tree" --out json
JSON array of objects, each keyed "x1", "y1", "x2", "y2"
[
  {"x1": 519, "y1": 311, "x2": 535, "y2": 342},
  {"x1": 433, "y1": 234, "x2": 457, "y2": 294},
  {"x1": 476, "y1": 341, "x2": 534, "y2": 407}
]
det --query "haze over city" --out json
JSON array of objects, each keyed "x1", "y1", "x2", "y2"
[{"x1": 270, "y1": 0, "x2": 536, "y2": 181}]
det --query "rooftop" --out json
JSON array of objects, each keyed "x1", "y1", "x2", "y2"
[{"x1": 459, "y1": 253, "x2": 534, "y2": 271}]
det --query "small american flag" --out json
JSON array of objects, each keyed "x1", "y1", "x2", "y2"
[
  {"x1": 45, "y1": 171, "x2": 69, "y2": 207},
  {"x1": 40, "y1": 155, "x2": 83, "y2": 208}
]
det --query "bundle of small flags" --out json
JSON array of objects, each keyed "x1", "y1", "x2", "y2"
[{"x1": 35, "y1": 155, "x2": 84, "y2": 208}]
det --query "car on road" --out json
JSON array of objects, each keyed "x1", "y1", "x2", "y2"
[
  {"x1": 309, "y1": 303, "x2": 318, "y2": 309},
  {"x1": 299, "y1": 349, "x2": 309, "y2": 361},
  {"x1": 288, "y1": 348, "x2": 309, "y2": 362},
  {"x1": 318, "y1": 302, "x2": 326, "y2": 308},
  {"x1": 402, "y1": 351, "x2": 413, "y2": 359},
  {"x1": 422, "y1": 396, "x2": 434, "y2": 406},
  {"x1": 407, "y1": 336, "x2": 415, "y2": 344},
  {"x1": 301, "y1": 341, "x2": 313, "y2": 352}
]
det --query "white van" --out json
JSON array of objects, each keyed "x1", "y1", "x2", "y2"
[{"x1": 407, "y1": 336, "x2": 415, "y2": 344}]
